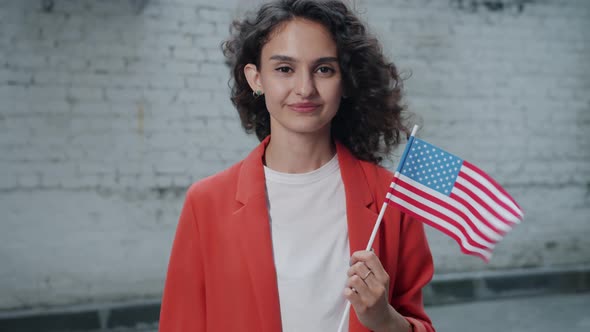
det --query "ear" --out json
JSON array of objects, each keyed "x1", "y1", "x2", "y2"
[{"x1": 244, "y1": 63, "x2": 263, "y2": 94}]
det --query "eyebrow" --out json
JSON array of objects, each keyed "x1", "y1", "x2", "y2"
[{"x1": 269, "y1": 55, "x2": 338, "y2": 65}]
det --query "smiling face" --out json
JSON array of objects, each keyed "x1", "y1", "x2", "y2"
[{"x1": 244, "y1": 18, "x2": 343, "y2": 139}]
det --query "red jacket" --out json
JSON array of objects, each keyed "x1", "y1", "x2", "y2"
[{"x1": 159, "y1": 137, "x2": 435, "y2": 332}]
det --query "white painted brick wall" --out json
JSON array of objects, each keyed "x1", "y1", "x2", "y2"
[{"x1": 0, "y1": 0, "x2": 588, "y2": 309}]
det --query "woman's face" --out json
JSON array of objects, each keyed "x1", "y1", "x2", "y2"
[{"x1": 245, "y1": 18, "x2": 343, "y2": 138}]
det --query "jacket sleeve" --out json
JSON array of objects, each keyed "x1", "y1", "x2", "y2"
[
  {"x1": 159, "y1": 189, "x2": 206, "y2": 331},
  {"x1": 392, "y1": 213, "x2": 436, "y2": 332}
]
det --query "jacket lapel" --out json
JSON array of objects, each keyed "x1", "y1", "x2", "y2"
[
  {"x1": 336, "y1": 141, "x2": 382, "y2": 257},
  {"x1": 232, "y1": 136, "x2": 283, "y2": 332},
  {"x1": 336, "y1": 142, "x2": 382, "y2": 332}
]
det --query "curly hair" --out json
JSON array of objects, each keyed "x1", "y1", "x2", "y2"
[{"x1": 222, "y1": 0, "x2": 410, "y2": 164}]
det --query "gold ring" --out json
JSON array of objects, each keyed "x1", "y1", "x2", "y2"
[{"x1": 362, "y1": 270, "x2": 373, "y2": 280}]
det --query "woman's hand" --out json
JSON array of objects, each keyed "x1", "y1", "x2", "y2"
[{"x1": 344, "y1": 250, "x2": 411, "y2": 332}]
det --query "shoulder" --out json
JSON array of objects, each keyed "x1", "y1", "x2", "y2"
[
  {"x1": 357, "y1": 159, "x2": 394, "y2": 191},
  {"x1": 185, "y1": 160, "x2": 243, "y2": 204}
]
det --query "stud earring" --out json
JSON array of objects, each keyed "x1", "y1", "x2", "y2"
[{"x1": 253, "y1": 90, "x2": 264, "y2": 98}]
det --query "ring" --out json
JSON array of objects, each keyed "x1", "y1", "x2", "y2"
[{"x1": 362, "y1": 270, "x2": 373, "y2": 280}]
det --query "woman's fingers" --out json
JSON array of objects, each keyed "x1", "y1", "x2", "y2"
[
  {"x1": 345, "y1": 250, "x2": 398, "y2": 331},
  {"x1": 344, "y1": 273, "x2": 372, "y2": 309},
  {"x1": 347, "y1": 261, "x2": 381, "y2": 290},
  {"x1": 350, "y1": 250, "x2": 390, "y2": 287},
  {"x1": 343, "y1": 286, "x2": 364, "y2": 310},
  {"x1": 346, "y1": 272, "x2": 368, "y2": 296},
  {"x1": 345, "y1": 250, "x2": 391, "y2": 310}
]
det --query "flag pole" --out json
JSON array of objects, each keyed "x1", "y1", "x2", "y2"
[{"x1": 336, "y1": 125, "x2": 419, "y2": 332}]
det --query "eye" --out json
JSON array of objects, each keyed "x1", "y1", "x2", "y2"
[
  {"x1": 316, "y1": 66, "x2": 335, "y2": 74},
  {"x1": 276, "y1": 66, "x2": 292, "y2": 73}
]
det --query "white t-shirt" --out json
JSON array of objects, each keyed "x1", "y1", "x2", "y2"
[{"x1": 264, "y1": 155, "x2": 350, "y2": 332}]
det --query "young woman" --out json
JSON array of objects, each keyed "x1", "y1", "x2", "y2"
[{"x1": 159, "y1": 1, "x2": 435, "y2": 331}]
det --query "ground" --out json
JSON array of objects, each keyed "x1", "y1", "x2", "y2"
[{"x1": 80, "y1": 292, "x2": 590, "y2": 332}]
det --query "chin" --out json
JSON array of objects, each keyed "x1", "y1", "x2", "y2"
[{"x1": 286, "y1": 122, "x2": 332, "y2": 136}]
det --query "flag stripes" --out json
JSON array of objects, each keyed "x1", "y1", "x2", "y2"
[{"x1": 387, "y1": 164, "x2": 523, "y2": 261}]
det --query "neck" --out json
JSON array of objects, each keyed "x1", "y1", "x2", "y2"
[{"x1": 265, "y1": 130, "x2": 336, "y2": 174}]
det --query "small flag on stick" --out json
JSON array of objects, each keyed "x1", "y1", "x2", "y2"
[
  {"x1": 386, "y1": 130, "x2": 524, "y2": 261},
  {"x1": 337, "y1": 126, "x2": 524, "y2": 331}
]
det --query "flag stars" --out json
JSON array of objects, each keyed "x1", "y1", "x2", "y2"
[{"x1": 407, "y1": 141, "x2": 466, "y2": 192}]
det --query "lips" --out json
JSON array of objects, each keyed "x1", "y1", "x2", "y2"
[{"x1": 289, "y1": 102, "x2": 320, "y2": 113}]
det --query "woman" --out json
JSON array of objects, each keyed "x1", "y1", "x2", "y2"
[{"x1": 159, "y1": 1, "x2": 434, "y2": 331}]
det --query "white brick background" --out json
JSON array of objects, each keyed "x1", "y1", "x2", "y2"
[{"x1": 0, "y1": 0, "x2": 588, "y2": 310}]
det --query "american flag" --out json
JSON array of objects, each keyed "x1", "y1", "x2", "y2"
[{"x1": 386, "y1": 137, "x2": 524, "y2": 261}]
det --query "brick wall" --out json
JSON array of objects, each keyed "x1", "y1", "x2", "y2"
[{"x1": 0, "y1": 0, "x2": 588, "y2": 309}]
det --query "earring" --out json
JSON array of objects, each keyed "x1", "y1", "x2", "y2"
[{"x1": 253, "y1": 90, "x2": 263, "y2": 98}]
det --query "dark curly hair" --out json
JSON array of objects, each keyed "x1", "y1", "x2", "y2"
[{"x1": 222, "y1": 0, "x2": 410, "y2": 164}]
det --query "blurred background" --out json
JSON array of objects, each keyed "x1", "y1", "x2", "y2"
[{"x1": 0, "y1": 0, "x2": 588, "y2": 331}]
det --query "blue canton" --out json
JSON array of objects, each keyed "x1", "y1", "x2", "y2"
[{"x1": 399, "y1": 138, "x2": 463, "y2": 196}]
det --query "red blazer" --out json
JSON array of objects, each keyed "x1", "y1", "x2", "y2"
[{"x1": 159, "y1": 137, "x2": 435, "y2": 332}]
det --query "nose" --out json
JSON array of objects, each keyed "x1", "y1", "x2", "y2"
[{"x1": 294, "y1": 71, "x2": 316, "y2": 98}]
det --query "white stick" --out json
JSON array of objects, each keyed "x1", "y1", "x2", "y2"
[
  {"x1": 409, "y1": 125, "x2": 418, "y2": 138},
  {"x1": 336, "y1": 125, "x2": 419, "y2": 332}
]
